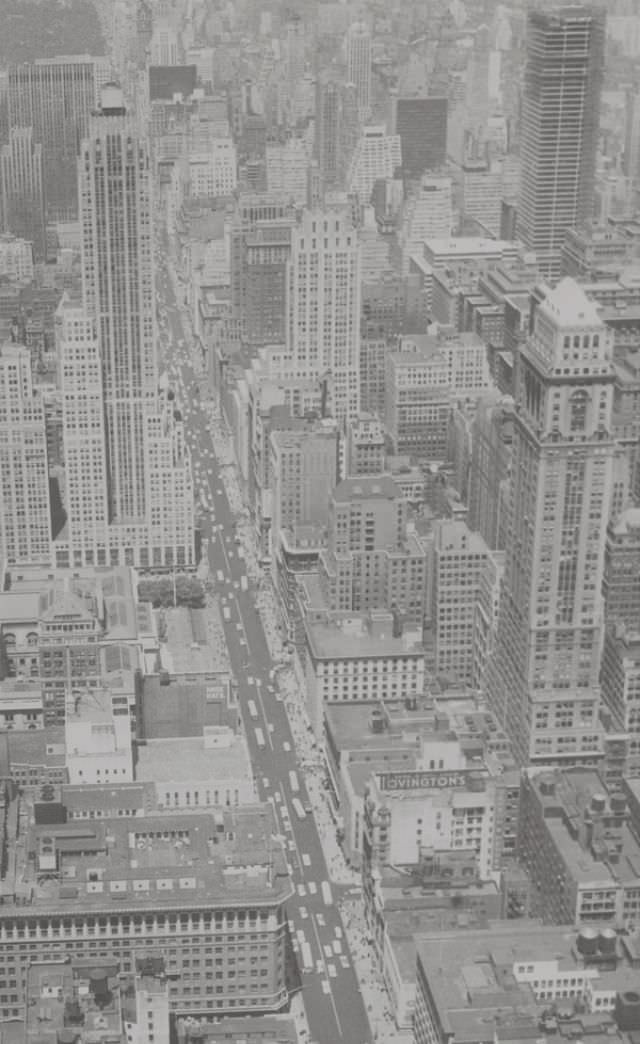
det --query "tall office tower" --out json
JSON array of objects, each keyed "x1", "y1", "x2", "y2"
[
  {"x1": 285, "y1": 15, "x2": 305, "y2": 88},
  {"x1": 80, "y1": 84, "x2": 157, "y2": 528},
  {"x1": 315, "y1": 80, "x2": 341, "y2": 190},
  {"x1": 286, "y1": 209, "x2": 361, "y2": 425},
  {"x1": 400, "y1": 175, "x2": 453, "y2": 274},
  {"x1": 229, "y1": 195, "x2": 296, "y2": 344},
  {"x1": 0, "y1": 127, "x2": 47, "y2": 261},
  {"x1": 58, "y1": 301, "x2": 109, "y2": 568},
  {"x1": 486, "y1": 279, "x2": 615, "y2": 767},
  {"x1": 623, "y1": 88, "x2": 640, "y2": 184},
  {"x1": 347, "y1": 22, "x2": 372, "y2": 119},
  {"x1": 392, "y1": 95, "x2": 448, "y2": 177},
  {"x1": 0, "y1": 343, "x2": 51, "y2": 567},
  {"x1": 467, "y1": 393, "x2": 513, "y2": 552},
  {"x1": 517, "y1": 6, "x2": 605, "y2": 281},
  {"x1": 7, "y1": 56, "x2": 109, "y2": 223},
  {"x1": 75, "y1": 84, "x2": 194, "y2": 570}
]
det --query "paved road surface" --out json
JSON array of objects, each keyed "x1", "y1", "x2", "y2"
[{"x1": 155, "y1": 253, "x2": 373, "y2": 1044}]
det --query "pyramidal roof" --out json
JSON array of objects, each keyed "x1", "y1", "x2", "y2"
[{"x1": 542, "y1": 277, "x2": 603, "y2": 329}]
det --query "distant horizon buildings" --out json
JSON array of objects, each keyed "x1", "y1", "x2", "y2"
[
  {"x1": 6, "y1": 54, "x2": 110, "y2": 224},
  {"x1": 391, "y1": 94, "x2": 448, "y2": 178},
  {"x1": 517, "y1": 5, "x2": 606, "y2": 281},
  {"x1": 347, "y1": 22, "x2": 372, "y2": 119},
  {"x1": 0, "y1": 126, "x2": 47, "y2": 261}
]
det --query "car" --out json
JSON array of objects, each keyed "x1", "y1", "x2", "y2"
[
  {"x1": 308, "y1": 881, "x2": 317, "y2": 895},
  {"x1": 328, "y1": 963, "x2": 337, "y2": 979},
  {"x1": 317, "y1": 913, "x2": 325, "y2": 927},
  {"x1": 283, "y1": 741, "x2": 291, "y2": 752},
  {"x1": 262, "y1": 777, "x2": 269, "y2": 789},
  {"x1": 323, "y1": 945, "x2": 332, "y2": 959},
  {"x1": 334, "y1": 927, "x2": 343, "y2": 940},
  {"x1": 302, "y1": 854, "x2": 311, "y2": 868},
  {"x1": 297, "y1": 884, "x2": 306, "y2": 898},
  {"x1": 339, "y1": 955, "x2": 350, "y2": 969},
  {"x1": 300, "y1": 906, "x2": 308, "y2": 920},
  {"x1": 316, "y1": 960, "x2": 324, "y2": 975},
  {"x1": 332, "y1": 940, "x2": 342, "y2": 955},
  {"x1": 321, "y1": 980, "x2": 330, "y2": 995}
]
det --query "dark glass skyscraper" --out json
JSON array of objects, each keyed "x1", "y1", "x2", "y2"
[{"x1": 517, "y1": 6, "x2": 605, "y2": 282}]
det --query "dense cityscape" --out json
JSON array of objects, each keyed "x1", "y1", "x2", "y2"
[{"x1": 0, "y1": 0, "x2": 640, "y2": 1042}]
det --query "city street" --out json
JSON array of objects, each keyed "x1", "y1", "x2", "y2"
[{"x1": 155, "y1": 249, "x2": 377, "y2": 1044}]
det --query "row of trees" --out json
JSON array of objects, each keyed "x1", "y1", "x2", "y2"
[{"x1": 138, "y1": 576, "x2": 205, "y2": 609}]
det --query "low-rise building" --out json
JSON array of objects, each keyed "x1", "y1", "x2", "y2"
[
  {"x1": 135, "y1": 728, "x2": 255, "y2": 810},
  {"x1": 414, "y1": 922, "x2": 640, "y2": 1044},
  {"x1": 64, "y1": 688, "x2": 133, "y2": 785},
  {"x1": 303, "y1": 609, "x2": 425, "y2": 735},
  {"x1": 518, "y1": 768, "x2": 640, "y2": 929}
]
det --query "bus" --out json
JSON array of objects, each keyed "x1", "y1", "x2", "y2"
[
  {"x1": 247, "y1": 700, "x2": 258, "y2": 721},
  {"x1": 292, "y1": 798, "x2": 306, "y2": 820},
  {"x1": 300, "y1": 940, "x2": 313, "y2": 972},
  {"x1": 255, "y1": 727, "x2": 265, "y2": 749},
  {"x1": 288, "y1": 770, "x2": 300, "y2": 794},
  {"x1": 321, "y1": 880, "x2": 333, "y2": 906}
]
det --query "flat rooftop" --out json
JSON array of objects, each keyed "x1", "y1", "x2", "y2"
[
  {"x1": 0, "y1": 804, "x2": 291, "y2": 913},
  {"x1": 135, "y1": 735, "x2": 251, "y2": 783},
  {"x1": 305, "y1": 614, "x2": 424, "y2": 660},
  {"x1": 26, "y1": 961, "x2": 121, "y2": 1044}
]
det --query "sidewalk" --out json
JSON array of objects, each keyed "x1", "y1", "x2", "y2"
[{"x1": 339, "y1": 896, "x2": 412, "y2": 1044}]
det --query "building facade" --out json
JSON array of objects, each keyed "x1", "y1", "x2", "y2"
[
  {"x1": 486, "y1": 279, "x2": 616, "y2": 766},
  {"x1": 517, "y1": 6, "x2": 606, "y2": 280},
  {"x1": 0, "y1": 343, "x2": 51, "y2": 568},
  {"x1": 285, "y1": 209, "x2": 361, "y2": 424}
]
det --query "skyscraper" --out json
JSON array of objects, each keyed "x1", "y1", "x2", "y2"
[
  {"x1": 80, "y1": 84, "x2": 157, "y2": 528},
  {"x1": 517, "y1": 6, "x2": 605, "y2": 281},
  {"x1": 0, "y1": 127, "x2": 47, "y2": 261},
  {"x1": 392, "y1": 95, "x2": 448, "y2": 177},
  {"x1": 7, "y1": 55, "x2": 109, "y2": 223},
  {"x1": 0, "y1": 343, "x2": 51, "y2": 567},
  {"x1": 486, "y1": 278, "x2": 615, "y2": 766},
  {"x1": 286, "y1": 209, "x2": 361, "y2": 425},
  {"x1": 623, "y1": 88, "x2": 640, "y2": 184},
  {"x1": 346, "y1": 22, "x2": 372, "y2": 119},
  {"x1": 58, "y1": 300, "x2": 109, "y2": 568},
  {"x1": 67, "y1": 84, "x2": 194, "y2": 570}
]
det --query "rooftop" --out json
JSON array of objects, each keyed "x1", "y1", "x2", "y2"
[
  {"x1": 135, "y1": 734, "x2": 251, "y2": 784},
  {"x1": 305, "y1": 612, "x2": 424, "y2": 661},
  {"x1": 333, "y1": 475, "x2": 400, "y2": 503},
  {"x1": 0, "y1": 804, "x2": 291, "y2": 913},
  {"x1": 25, "y1": 960, "x2": 122, "y2": 1044},
  {"x1": 541, "y1": 277, "x2": 603, "y2": 329}
]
